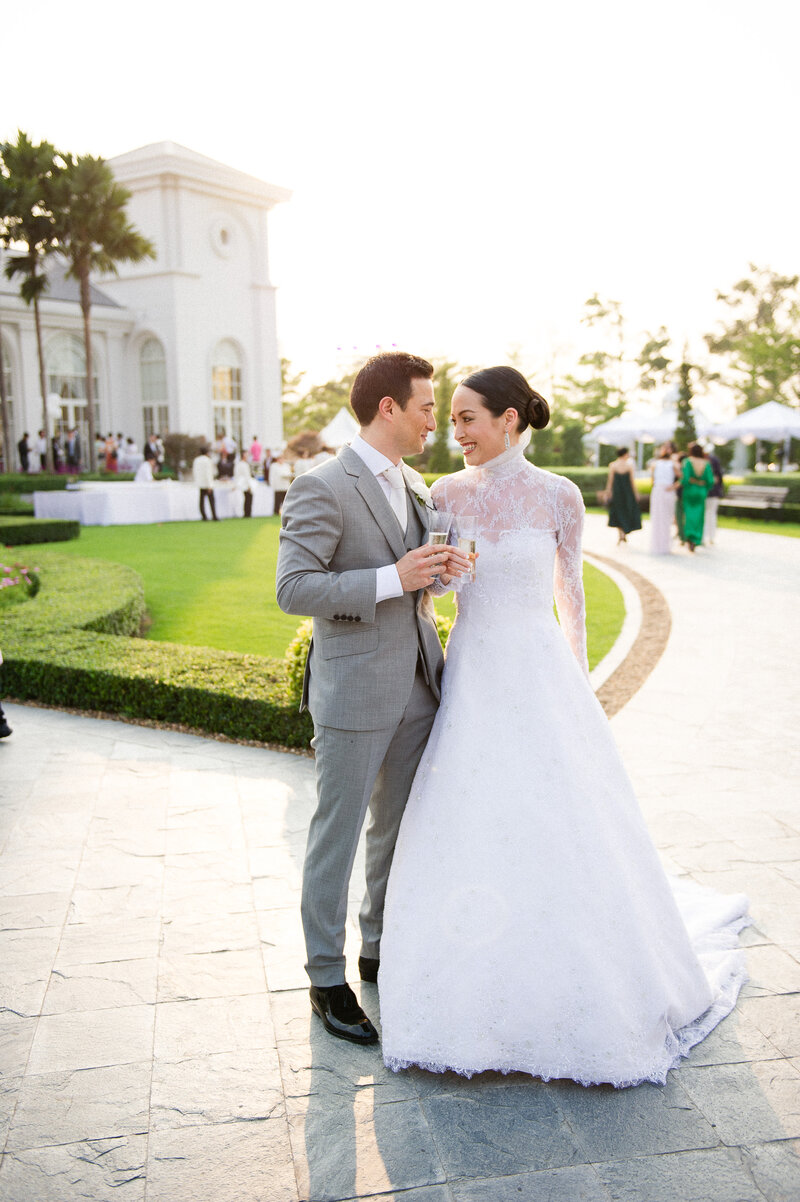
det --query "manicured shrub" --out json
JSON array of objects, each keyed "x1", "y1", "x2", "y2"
[
  {"x1": 0, "y1": 518, "x2": 81, "y2": 545},
  {"x1": 1, "y1": 553, "x2": 313, "y2": 748}
]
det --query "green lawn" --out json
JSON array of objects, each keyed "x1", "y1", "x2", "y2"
[{"x1": 34, "y1": 517, "x2": 623, "y2": 669}]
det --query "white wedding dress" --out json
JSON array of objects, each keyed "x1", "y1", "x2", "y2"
[{"x1": 378, "y1": 444, "x2": 748, "y2": 1088}]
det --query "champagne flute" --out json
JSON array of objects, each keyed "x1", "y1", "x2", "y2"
[
  {"x1": 454, "y1": 514, "x2": 477, "y2": 582},
  {"x1": 427, "y1": 510, "x2": 453, "y2": 574}
]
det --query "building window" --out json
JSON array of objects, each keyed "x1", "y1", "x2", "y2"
[
  {"x1": 211, "y1": 339, "x2": 244, "y2": 450},
  {"x1": 140, "y1": 338, "x2": 169, "y2": 439},
  {"x1": 45, "y1": 332, "x2": 99, "y2": 448}
]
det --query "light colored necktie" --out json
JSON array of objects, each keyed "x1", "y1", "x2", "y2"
[{"x1": 382, "y1": 465, "x2": 407, "y2": 531}]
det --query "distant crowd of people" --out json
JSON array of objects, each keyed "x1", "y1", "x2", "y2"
[{"x1": 603, "y1": 441, "x2": 724, "y2": 554}]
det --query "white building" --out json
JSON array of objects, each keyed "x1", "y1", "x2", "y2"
[{"x1": 0, "y1": 142, "x2": 290, "y2": 468}]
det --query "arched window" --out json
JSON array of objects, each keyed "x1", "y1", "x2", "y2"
[
  {"x1": 211, "y1": 339, "x2": 244, "y2": 450},
  {"x1": 140, "y1": 338, "x2": 169, "y2": 439},
  {"x1": 45, "y1": 333, "x2": 99, "y2": 450}
]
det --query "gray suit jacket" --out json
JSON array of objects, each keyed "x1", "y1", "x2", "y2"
[{"x1": 276, "y1": 446, "x2": 444, "y2": 731}]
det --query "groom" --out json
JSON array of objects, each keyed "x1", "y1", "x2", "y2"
[{"x1": 276, "y1": 351, "x2": 465, "y2": 1044}]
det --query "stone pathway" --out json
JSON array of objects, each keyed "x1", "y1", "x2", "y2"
[{"x1": 0, "y1": 516, "x2": 799, "y2": 1201}]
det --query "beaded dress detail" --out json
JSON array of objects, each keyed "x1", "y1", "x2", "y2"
[{"x1": 379, "y1": 444, "x2": 748, "y2": 1087}]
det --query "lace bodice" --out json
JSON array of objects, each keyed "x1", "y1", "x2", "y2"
[{"x1": 432, "y1": 445, "x2": 588, "y2": 674}]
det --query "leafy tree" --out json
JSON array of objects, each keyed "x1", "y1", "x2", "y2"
[
  {"x1": 559, "y1": 295, "x2": 627, "y2": 429},
  {"x1": 559, "y1": 419, "x2": 586, "y2": 466},
  {"x1": 674, "y1": 362, "x2": 698, "y2": 451},
  {"x1": 636, "y1": 327, "x2": 673, "y2": 394},
  {"x1": 54, "y1": 154, "x2": 155, "y2": 457},
  {"x1": 428, "y1": 360, "x2": 461, "y2": 473},
  {"x1": 705, "y1": 265, "x2": 800, "y2": 411},
  {"x1": 282, "y1": 368, "x2": 358, "y2": 438},
  {"x1": 0, "y1": 132, "x2": 65, "y2": 471}
]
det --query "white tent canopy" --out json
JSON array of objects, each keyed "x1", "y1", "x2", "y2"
[
  {"x1": 709, "y1": 400, "x2": 800, "y2": 442},
  {"x1": 585, "y1": 405, "x2": 715, "y2": 446},
  {"x1": 319, "y1": 407, "x2": 359, "y2": 448}
]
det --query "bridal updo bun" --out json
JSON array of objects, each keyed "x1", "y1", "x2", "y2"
[{"x1": 460, "y1": 366, "x2": 550, "y2": 432}]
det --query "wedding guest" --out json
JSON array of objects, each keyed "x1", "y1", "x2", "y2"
[
  {"x1": 134, "y1": 458, "x2": 156, "y2": 483},
  {"x1": 682, "y1": 443, "x2": 714, "y2": 552},
  {"x1": 248, "y1": 435, "x2": 263, "y2": 469},
  {"x1": 192, "y1": 444, "x2": 218, "y2": 521},
  {"x1": 704, "y1": 447, "x2": 724, "y2": 545},
  {"x1": 603, "y1": 447, "x2": 642, "y2": 544},
  {"x1": 37, "y1": 429, "x2": 47, "y2": 471},
  {"x1": 104, "y1": 432, "x2": 118, "y2": 473},
  {"x1": 52, "y1": 431, "x2": 64, "y2": 472},
  {"x1": 143, "y1": 433, "x2": 160, "y2": 464},
  {"x1": 234, "y1": 450, "x2": 254, "y2": 517},
  {"x1": 649, "y1": 442, "x2": 679, "y2": 554},
  {"x1": 65, "y1": 427, "x2": 81, "y2": 471},
  {"x1": 17, "y1": 432, "x2": 29, "y2": 473},
  {"x1": 268, "y1": 454, "x2": 292, "y2": 515}
]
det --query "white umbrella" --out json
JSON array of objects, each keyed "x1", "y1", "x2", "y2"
[{"x1": 709, "y1": 400, "x2": 800, "y2": 442}]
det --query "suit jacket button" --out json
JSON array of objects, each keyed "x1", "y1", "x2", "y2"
[
  {"x1": 333, "y1": 614, "x2": 340, "y2": 620},
  {"x1": 355, "y1": 616, "x2": 361, "y2": 622}
]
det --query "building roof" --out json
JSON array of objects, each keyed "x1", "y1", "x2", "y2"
[
  {"x1": 0, "y1": 254, "x2": 121, "y2": 308},
  {"x1": 108, "y1": 141, "x2": 291, "y2": 210}
]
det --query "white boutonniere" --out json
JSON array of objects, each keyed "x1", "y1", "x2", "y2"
[{"x1": 403, "y1": 467, "x2": 435, "y2": 512}]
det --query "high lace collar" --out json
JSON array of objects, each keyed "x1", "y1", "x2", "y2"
[{"x1": 464, "y1": 441, "x2": 529, "y2": 480}]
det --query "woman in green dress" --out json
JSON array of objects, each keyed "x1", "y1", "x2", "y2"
[
  {"x1": 603, "y1": 447, "x2": 642, "y2": 543},
  {"x1": 681, "y1": 443, "x2": 714, "y2": 552}
]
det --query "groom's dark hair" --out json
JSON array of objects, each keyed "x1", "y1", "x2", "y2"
[{"x1": 350, "y1": 352, "x2": 434, "y2": 426}]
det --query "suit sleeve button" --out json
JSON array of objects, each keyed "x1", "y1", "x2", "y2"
[
  {"x1": 333, "y1": 614, "x2": 340, "y2": 620},
  {"x1": 355, "y1": 616, "x2": 361, "y2": 622}
]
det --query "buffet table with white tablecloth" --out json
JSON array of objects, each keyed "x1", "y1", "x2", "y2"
[{"x1": 33, "y1": 480, "x2": 275, "y2": 526}]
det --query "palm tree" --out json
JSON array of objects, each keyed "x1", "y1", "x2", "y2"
[
  {"x1": 54, "y1": 154, "x2": 155, "y2": 460},
  {"x1": 0, "y1": 132, "x2": 64, "y2": 472}
]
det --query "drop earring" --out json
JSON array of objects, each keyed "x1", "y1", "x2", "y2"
[{"x1": 504, "y1": 430, "x2": 511, "y2": 450}]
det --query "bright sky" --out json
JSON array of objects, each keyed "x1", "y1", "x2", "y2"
[{"x1": 3, "y1": 0, "x2": 798, "y2": 404}]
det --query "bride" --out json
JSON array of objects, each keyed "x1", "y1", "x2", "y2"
[{"x1": 378, "y1": 366, "x2": 748, "y2": 1088}]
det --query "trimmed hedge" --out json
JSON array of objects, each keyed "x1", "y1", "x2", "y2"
[
  {"x1": 0, "y1": 518, "x2": 81, "y2": 545},
  {"x1": 1, "y1": 553, "x2": 313, "y2": 748},
  {"x1": 718, "y1": 502, "x2": 800, "y2": 523}
]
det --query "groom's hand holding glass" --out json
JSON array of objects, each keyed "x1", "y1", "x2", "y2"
[{"x1": 396, "y1": 542, "x2": 472, "y2": 590}]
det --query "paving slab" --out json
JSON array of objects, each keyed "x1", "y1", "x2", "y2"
[{"x1": 0, "y1": 517, "x2": 799, "y2": 1199}]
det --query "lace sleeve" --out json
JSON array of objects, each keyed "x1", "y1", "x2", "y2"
[{"x1": 553, "y1": 479, "x2": 588, "y2": 676}]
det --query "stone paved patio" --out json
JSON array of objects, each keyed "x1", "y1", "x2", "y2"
[{"x1": 1, "y1": 515, "x2": 799, "y2": 1201}]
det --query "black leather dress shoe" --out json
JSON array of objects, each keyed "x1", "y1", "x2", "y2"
[
  {"x1": 358, "y1": 956, "x2": 379, "y2": 983},
  {"x1": 309, "y1": 983, "x2": 379, "y2": 1045}
]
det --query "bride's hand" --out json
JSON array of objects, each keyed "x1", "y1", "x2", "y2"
[{"x1": 439, "y1": 547, "x2": 475, "y2": 585}]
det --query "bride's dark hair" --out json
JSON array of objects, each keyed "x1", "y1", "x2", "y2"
[{"x1": 460, "y1": 366, "x2": 550, "y2": 432}]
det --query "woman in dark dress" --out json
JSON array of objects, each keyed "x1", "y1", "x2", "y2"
[{"x1": 603, "y1": 447, "x2": 642, "y2": 543}]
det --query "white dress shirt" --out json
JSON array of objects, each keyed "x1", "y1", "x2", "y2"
[{"x1": 349, "y1": 434, "x2": 406, "y2": 603}]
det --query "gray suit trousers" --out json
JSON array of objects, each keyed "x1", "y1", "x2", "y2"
[{"x1": 302, "y1": 664, "x2": 438, "y2": 987}]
